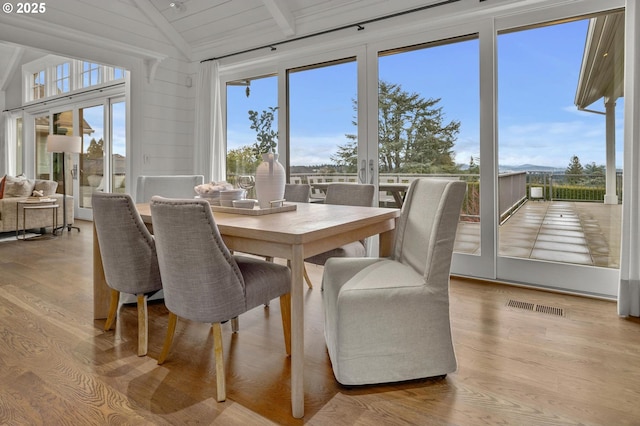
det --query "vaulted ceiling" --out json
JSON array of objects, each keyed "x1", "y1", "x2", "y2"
[{"x1": 0, "y1": 0, "x2": 448, "y2": 71}]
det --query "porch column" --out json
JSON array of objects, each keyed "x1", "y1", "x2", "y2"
[{"x1": 604, "y1": 98, "x2": 618, "y2": 205}]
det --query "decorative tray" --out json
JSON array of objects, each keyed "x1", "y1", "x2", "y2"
[{"x1": 211, "y1": 203, "x2": 297, "y2": 216}]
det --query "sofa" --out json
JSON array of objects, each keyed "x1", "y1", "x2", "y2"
[{"x1": 0, "y1": 175, "x2": 74, "y2": 234}]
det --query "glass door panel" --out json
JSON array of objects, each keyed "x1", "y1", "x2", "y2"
[
  {"x1": 79, "y1": 105, "x2": 104, "y2": 210},
  {"x1": 226, "y1": 75, "x2": 277, "y2": 198},
  {"x1": 16, "y1": 118, "x2": 23, "y2": 176},
  {"x1": 496, "y1": 11, "x2": 623, "y2": 296},
  {"x1": 378, "y1": 35, "x2": 480, "y2": 255},
  {"x1": 52, "y1": 110, "x2": 74, "y2": 197},
  {"x1": 111, "y1": 100, "x2": 126, "y2": 194},
  {"x1": 287, "y1": 58, "x2": 358, "y2": 200},
  {"x1": 34, "y1": 113, "x2": 50, "y2": 180}
]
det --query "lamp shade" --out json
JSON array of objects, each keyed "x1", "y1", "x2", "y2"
[{"x1": 47, "y1": 134, "x2": 82, "y2": 154}]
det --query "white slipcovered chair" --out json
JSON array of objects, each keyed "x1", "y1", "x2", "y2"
[{"x1": 321, "y1": 178, "x2": 466, "y2": 385}]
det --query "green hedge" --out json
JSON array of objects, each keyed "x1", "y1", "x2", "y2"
[{"x1": 527, "y1": 184, "x2": 609, "y2": 202}]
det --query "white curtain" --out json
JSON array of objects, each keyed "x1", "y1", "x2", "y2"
[
  {"x1": 194, "y1": 60, "x2": 225, "y2": 182},
  {"x1": 619, "y1": 0, "x2": 640, "y2": 317}
]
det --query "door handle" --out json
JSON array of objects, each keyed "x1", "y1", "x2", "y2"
[{"x1": 359, "y1": 159, "x2": 366, "y2": 183}]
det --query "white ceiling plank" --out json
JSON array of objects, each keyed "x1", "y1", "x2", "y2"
[
  {"x1": 132, "y1": 0, "x2": 192, "y2": 61},
  {"x1": 261, "y1": 0, "x2": 296, "y2": 36}
]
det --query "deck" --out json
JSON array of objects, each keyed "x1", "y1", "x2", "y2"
[{"x1": 454, "y1": 200, "x2": 622, "y2": 268}]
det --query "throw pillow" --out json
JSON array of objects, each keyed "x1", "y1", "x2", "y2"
[
  {"x1": 34, "y1": 179, "x2": 58, "y2": 196},
  {"x1": 0, "y1": 175, "x2": 5, "y2": 199},
  {"x1": 4, "y1": 175, "x2": 36, "y2": 197}
]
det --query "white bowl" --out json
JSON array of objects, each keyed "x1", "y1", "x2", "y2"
[
  {"x1": 197, "y1": 190, "x2": 221, "y2": 198},
  {"x1": 220, "y1": 189, "x2": 245, "y2": 200},
  {"x1": 233, "y1": 199, "x2": 257, "y2": 209}
]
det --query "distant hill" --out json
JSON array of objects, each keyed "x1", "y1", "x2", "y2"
[
  {"x1": 458, "y1": 163, "x2": 565, "y2": 173},
  {"x1": 498, "y1": 164, "x2": 565, "y2": 173}
]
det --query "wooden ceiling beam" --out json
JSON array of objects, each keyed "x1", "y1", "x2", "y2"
[{"x1": 261, "y1": 0, "x2": 296, "y2": 37}]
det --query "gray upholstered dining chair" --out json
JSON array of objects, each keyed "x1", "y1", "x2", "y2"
[
  {"x1": 321, "y1": 178, "x2": 466, "y2": 385},
  {"x1": 92, "y1": 192, "x2": 163, "y2": 357},
  {"x1": 150, "y1": 196, "x2": 292, "y2": 402},
  {"x1": 284, "y1": 183, "x2": 311, "y2": 204},
  {"x1": 305, "y1": 183, "x2": 375, "y2": 274}
]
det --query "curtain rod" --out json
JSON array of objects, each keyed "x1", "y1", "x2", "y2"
[
  {"x1": 2, "y1": 82, "x2": 125, "y2": 113},
  {"x1": 201, "y1": 0, "x2": 460, "y2": 63}
]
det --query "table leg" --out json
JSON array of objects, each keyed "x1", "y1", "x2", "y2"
[
  {"x1": 290, "y1": 244, "x2": 305, "y2": 418},
  {"x1": 93, "y1": 224, "x2": 111, "y2": 319},
  {"x1": 379, "y1": 223, "x2": 397, "y2": 257}
]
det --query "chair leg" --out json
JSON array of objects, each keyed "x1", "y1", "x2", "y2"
[
  {"x1": 136, "y1": 294, "x2": 148, "y2": 357},
  {"x1": 157, "y1": 312, "x2": 178, "y2": 365},
  {"x1": 279, "y1": 293, "x2": 291, "y2": 356},
  {"x1": 212, "y1": 322, "x2": 226, "y2": 402},
  {"x1": 231, "y1": 317, "x2": 239, "y2": 333},
  {"x1": 303, "y1": 265, "x2": 313, "y2": 289},
  {"x1": 104, "y1": 289, "x2": 120, "y2": 331},
  {"x1": 288, "y1": 260, "x2": 313, "y2": 289}
]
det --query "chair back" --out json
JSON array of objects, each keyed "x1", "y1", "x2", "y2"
[
  {"x1": 136, "y1": 175, "x2": 204, "y2": 202},
  {"x1": 324, "y1": 183, "x2": 375, "y2": 207},
  {"x1": 150, "y1": 196, "x2": 246, "y2": 323},
  {"x1": 92, "y1": 193, "x2": 162, "y2": 295},
  {"x1": 284, "y1": 184, "x2": 310, "y2": 203},
  {"x1": 393, "y1": 178, "x2": 466, "y2": 285}
]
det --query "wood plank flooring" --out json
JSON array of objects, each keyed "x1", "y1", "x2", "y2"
[{"x1": 1, "y1": 220, "x2": 639, "y2": 425}]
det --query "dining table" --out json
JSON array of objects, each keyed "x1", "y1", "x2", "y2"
[{"x1": 92, "y1": 201, "x2": 400, "y2": 418}]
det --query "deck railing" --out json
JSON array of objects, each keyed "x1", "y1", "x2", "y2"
[
  {"x1": 527, "y1": 171, "x2": 622, "y2": 203},
  {"x1": 289, "y1": 170, "x2": 622, "y2": 224}
]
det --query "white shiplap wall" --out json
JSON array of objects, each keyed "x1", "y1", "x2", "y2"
[{"x1": 0, "y1": 0, "x2": 195, "y2": 185}]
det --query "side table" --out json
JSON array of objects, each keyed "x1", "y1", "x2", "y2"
[{"x1": 16, "y1": 199, "x2": 59, "y2": 240}]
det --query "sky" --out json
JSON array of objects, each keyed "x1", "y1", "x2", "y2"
[{"x1": 227, "y1": 16, "x2": 624, "y2": 171}]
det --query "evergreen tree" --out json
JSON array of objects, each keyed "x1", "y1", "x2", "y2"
[
  {"x1": 333, "y1": 80, "x2": 461, "y2": 174},
  {"x1": 86, "y1": 138, "x2": 104, "y2": 159},
  {"x1": 566, "y1": 155, "x2": 584, "y2": 184}
]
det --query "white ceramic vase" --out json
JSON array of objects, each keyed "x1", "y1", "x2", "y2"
[{"x1": 255, "y1": 151, "x2": 285, "y2": 209}]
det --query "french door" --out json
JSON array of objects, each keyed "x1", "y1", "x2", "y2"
[{"x1": 75, "y1": 97, "x2": 126, "y2": 220}]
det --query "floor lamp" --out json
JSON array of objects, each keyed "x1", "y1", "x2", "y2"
[{"x1": 47, "y1": 134, "x2": 81, "y2": 234}]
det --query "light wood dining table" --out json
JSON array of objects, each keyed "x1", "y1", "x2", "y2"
[{"x1": 92, "y1": 201, "x2": 400, "y2": 418}]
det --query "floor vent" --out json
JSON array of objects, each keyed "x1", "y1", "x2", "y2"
[
  {"x1": 507, "y1": 300, "x2": 565, "y2": 317},
  {"x1": 506, "y1": 300, "x2": 535, "y2": 311}
]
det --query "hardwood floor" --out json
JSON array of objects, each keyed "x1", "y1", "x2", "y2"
[{"x1": 1, "y1": 220, "x2": 639, "y2": 425}]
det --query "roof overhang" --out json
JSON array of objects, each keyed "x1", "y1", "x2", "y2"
[{"x1": 575, "y1": 11, "x2": 625, "y2": 109}]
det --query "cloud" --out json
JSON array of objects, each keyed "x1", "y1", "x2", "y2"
[{"x1": 498, "y1": 119, "x2": 621, "y2": 168}]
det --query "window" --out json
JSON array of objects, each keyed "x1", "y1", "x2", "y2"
[
  {"x1": 23, "y1": 56, "x2": 125, "y2": 102},
  {"x1": 32, "y1": 70, "x2": 45, "y2": 100},
  {"x1": 82, "y1": 62, "x2": 102, "y2": 87},
  {"x1": 113, "y1": 68, "x2": 125, "y2": 80},
  {"x1": 55, "y1": 62, "x2": 70, "y2": 94}
]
